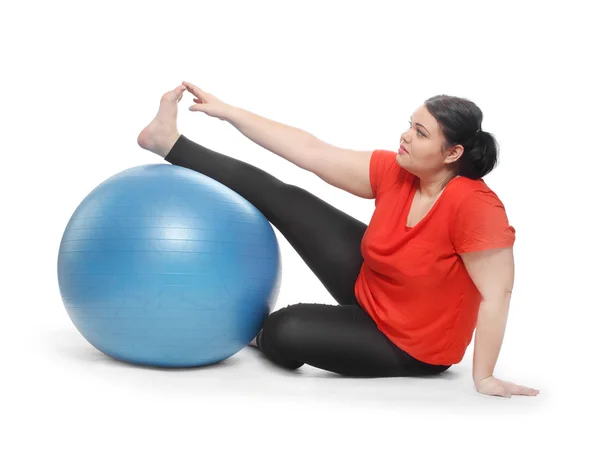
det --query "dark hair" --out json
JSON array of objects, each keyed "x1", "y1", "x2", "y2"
[{"x1": 424, "y1": 95, "x2": 499, "y2": 181}]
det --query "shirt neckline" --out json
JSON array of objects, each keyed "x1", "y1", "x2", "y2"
[{"x1": 405, "y1": 176, "x2": 461, "y2": 230}]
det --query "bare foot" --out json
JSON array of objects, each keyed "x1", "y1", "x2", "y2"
[{"x1": 137, "y1": 84, "x2": 186, "y2": 158}]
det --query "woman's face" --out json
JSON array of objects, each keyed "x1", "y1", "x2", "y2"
[{"x1": 397, "y1": 105, "x2": 462, "y2": 177}]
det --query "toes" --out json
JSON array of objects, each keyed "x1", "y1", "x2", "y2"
[
  {"x1": 175, "y1": 85, "x2": 186, "y2": 102},
  {"x1": 161, "y1": 88, "x2": 184, "y2": 103}
]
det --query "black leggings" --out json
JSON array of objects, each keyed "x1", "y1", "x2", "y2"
[{"x1": 165, "y1": 135, "x2": 451, "y2": 377}]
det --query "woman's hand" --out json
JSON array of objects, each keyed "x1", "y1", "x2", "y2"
[
  {"x1": 182, "y1": 81, "x2": 233, "y2": 121},
  {"x1": 474, "y1": 375, "x2": 540, "y2": 398}
]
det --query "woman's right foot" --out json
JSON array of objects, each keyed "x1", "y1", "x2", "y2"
[{"x1": 137, "y1": 84, "x2": 186, "y2": 158}]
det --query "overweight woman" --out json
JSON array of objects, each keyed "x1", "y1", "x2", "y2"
[{"x1": 137, "y1": 82, "x2": 540, "y2": 399}]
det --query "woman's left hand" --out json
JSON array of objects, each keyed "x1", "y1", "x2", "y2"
[{"x1": 475, "y1": 375, "x2": 540, "y2": 398}]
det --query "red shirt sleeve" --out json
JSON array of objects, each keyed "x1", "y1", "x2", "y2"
[
  {"x1": 369, "y1": 150, "x2": 405, "y2": 197},
  {"x1": 452, "y1": 189, "x2": 516, "y2": 254}
]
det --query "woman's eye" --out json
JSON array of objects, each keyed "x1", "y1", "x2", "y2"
[{"x1": 407, "y1": 121, "x2": 424, "y2": 136}]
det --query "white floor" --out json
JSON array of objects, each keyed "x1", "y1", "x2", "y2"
[{"x1": 4, "y1": 318, "x2": 589, "y2": 469}]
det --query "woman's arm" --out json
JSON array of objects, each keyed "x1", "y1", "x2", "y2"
[
  {"x1": 224, "y1": 106, "x2": 319, "y2": 171},
  {"x1": 472, "y1": 294, "x2": 511, "y2": 381},
  {"x1": 458, "y1": 246, "x2": 514, "y2": 381}
]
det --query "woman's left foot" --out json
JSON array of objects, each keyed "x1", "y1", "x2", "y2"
[{"x1": 137, "y1": 84, "x2": 186, "y2": 158}]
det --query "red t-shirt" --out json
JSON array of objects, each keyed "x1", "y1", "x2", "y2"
[{"x1": 354, "y1": 149, "x2": 516, "y2": 366}]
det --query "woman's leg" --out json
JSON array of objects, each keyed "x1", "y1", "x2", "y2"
[
  {"x1": 256, "y1": 302, "x2": 451, "y2": 377},
  {"x1": 165, "y1": 135, "x2": 366, "y2": 305},
  {"x1": 162, "y1": 135, "x2": 452, "y2": 376}
]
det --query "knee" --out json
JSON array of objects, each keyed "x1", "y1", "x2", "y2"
[{"x1": 260, "y1": 304, "x2": 308, "y2": 351}]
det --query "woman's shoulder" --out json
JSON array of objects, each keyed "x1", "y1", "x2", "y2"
[
  {"x1": 453, "y1": 175, "x2": 499, "y2": 197},
  {"x1": 445, "y1": 177, "x2": 508, "y2": 216},
  {"x1": 452, "y1": 176, "x2": 509, "y2": 213}
]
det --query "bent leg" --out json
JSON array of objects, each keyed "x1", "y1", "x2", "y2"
[{"x1": 256, "y1": 303, "x2": 451, "y2": 377}]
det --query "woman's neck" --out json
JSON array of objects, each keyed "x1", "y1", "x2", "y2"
[{"x1": 418, "y1": 174, "x2": 457, "y2": 200}]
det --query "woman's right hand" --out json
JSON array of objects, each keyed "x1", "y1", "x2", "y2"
[{"x1": 183, "y1": 81, "x2": 232, "y2": 121}]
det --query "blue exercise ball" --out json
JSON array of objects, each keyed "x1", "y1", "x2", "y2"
[{"x1": 57, "y1": 164, "x2": 282, "y2": 368}]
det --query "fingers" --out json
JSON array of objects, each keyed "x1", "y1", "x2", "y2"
[
  {"x1": 477, "y1": 383, "x2": 540, "y2": 398},
  {"x1": 500, "y1": 378, "x2": 540, "y2": 396},
  {"x1": 510, "y1": 385, "x2": 540, "y2": 396},
  {"x1": 182, "y1": 81, "x2": 202, "y2": 97}
]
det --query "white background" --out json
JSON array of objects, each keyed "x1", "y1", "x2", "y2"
[{"x1": 2, "y1": 0, "x2": 598, "y2": 467}]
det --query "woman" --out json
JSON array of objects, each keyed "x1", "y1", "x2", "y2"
[{"x1": 137, "y1": 82, "x2": 539, "y2": 398}]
